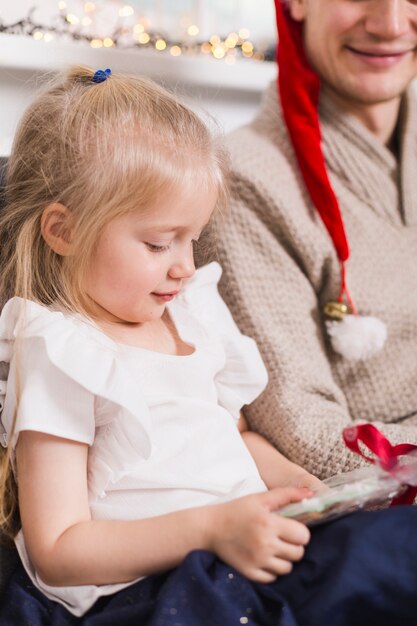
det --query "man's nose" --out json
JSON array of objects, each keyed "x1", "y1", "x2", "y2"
[{"x1": 365, "y1": 0, "x2": 410, "y2": 39}]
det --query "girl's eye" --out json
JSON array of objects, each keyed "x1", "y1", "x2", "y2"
[{"x1": 145, "y1": 242, "x2": 170, "y2": 253}]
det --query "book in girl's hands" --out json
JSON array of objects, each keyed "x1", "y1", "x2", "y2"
[{"x1": 278, "y1": 453, "x2": 417, "y2": 527}]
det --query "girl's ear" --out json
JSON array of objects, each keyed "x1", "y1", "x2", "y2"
[
  {"x1": 41, "y1": 203, "x2": 74, "y2": 256},
  {"x1": 288, "y1": 0, "x2": 307, "y2": 21}
]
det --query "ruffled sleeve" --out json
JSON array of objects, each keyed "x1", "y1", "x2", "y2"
[
  {"x1": 0, "y1": 298, "x2": 152, "y2": 464},
  {"x1": 174, "y1": 263, "x2": 268, "y2": 420}
]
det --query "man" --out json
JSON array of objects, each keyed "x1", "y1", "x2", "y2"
[{"x1": 214, "y1": 0, "x2": 417, "y2": 477}]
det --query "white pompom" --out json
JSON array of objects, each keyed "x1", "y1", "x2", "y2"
[{"x1": 326, "y1": 315, "x2": 387, "y2": 361}]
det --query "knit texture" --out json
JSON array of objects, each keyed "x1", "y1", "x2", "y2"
[{"x1": 210, "y1": 83, "x2": 417, "y2": 478}]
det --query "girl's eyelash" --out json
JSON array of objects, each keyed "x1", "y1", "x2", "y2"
[
  {"x1": 146, "y1": 238, "x2": 199, "y2": 253},
  {"x1": 145, "y1": 243, "x2": 170, "y2": 253}
]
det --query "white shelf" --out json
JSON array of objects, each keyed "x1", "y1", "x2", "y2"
[
  {"x1": 0, "y1": 33, "x2": 277, "y2": 93},
  {"x1": 0, "y1": 32, "x2": 276, "y2": 155}
]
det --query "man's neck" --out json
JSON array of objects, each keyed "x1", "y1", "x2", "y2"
[{"x1": 324, "y1": 88, "x2": 402, "y2": 151}]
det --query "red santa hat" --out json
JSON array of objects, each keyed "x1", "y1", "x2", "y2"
[{"x1": 274, "y1": 0, "x2": 387, "y2": 361}]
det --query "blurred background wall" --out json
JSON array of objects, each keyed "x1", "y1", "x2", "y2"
[{"x1": 0, "y1": 0, "x2": 277, "y2": 156}]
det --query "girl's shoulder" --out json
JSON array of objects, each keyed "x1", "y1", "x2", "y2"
[
  {"x1": 1, "y1": 296, "x2": 69, "y2": 332},
  {"x1": 0, "y1": 296, "x2": 111, "y2": 341},
  {"x1": 0, "y1": 297, "x2": 152, "y2": 457},
  {"x1": 186, "y1": 260, "x2": 222, "y2": 285},
  {"x1": 180, "y1": 261, "x2": 222, "y2": 300},
  {"x1": 173, "y1": 262, "x2": 238, "y2": 337},
  {"x1": 172, "y1": 263, "x2": 269, "y2": 417},
  {"x1": 0, "y1": 296, "x2": 110, "y2": 357},
  {"x1": 0, "y1": 297, "x2": 67, "y2": 360}
]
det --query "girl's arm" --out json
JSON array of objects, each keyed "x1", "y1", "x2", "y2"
[
  {"x1": 238, "y1": 414, "x2": 323, "y2": 491},
  {"x1": 17, "y1": 430, "x2": 310, "y2": 587}
]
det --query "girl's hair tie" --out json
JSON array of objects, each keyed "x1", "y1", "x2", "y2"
[{"x1": 92, "y1": 68, "x2": 112, "y2": 84}]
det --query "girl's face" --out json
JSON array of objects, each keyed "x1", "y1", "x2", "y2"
[{"x1": 85, "y1": 183, "x2": 218, "y2": 326}]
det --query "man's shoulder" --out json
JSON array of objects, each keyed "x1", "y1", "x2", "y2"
[
  {"x1": 226, "y1": 122, "x2": 298, "y2": 183},
  {"x1": 224, "y1": 117, "x2": 306, "y2": 215},
  {"x1": 226, "y1": 118, "x2": 288, "y2": 162}
]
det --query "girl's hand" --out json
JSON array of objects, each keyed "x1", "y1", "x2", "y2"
[
  {"x1": 291, "y1": 471, "x2": 326, "y2": 492},
  {"x1": 206, "y1": 487, "x2": 311, "y2": 583}
]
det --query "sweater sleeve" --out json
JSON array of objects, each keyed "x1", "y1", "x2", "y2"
[{"x1": 213, "y1": 181, "x2": 417, "y2": 479}]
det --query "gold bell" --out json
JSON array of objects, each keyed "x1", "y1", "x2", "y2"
[{"x1": 323, "y1": 301, "x2": 348, "y2": 321}]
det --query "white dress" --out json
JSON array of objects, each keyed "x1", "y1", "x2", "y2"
[{"x1": 0, "y1": 262, "x2": 268, "y2": 616}]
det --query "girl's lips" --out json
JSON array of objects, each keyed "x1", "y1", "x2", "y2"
[
  {"x1": 151, "y1": 292, "x2": 179, "y2": 302},
  {"x1": 346, "y1": 46, "x2": 413, "y2": 68}
]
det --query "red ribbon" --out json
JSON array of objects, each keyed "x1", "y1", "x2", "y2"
[{"x1": 343, "y1": 423, "x2": 417, "y2": 506}]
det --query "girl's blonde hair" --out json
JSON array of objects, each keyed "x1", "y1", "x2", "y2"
[{"x1": 0, "y1": 65, "x2": 229, "y2": 538}]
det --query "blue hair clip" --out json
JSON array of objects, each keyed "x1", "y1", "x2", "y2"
[{"x1": 92, "y1": 68, "x2": 112, "y2": 84}]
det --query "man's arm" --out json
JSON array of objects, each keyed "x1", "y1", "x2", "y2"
[{"x1": 214, "y1": 187, "x2": 417, "y2": 479}]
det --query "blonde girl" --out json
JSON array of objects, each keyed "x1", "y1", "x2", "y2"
[{"x1": 0, "y1": 66, "x2": 416, "y2": 626}]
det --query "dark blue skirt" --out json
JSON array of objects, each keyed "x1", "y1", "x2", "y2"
[{"x1": 1, "y1": 506, "x2": 417, "y2": 626}]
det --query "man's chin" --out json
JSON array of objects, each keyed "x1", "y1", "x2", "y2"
[{"x1": 337, "y1": 78, "x2": 413, "y2": 108}]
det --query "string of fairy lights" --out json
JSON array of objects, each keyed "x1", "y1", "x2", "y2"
[{"x1": 0, "y1": 2, "x2": 275, "y2": 64}]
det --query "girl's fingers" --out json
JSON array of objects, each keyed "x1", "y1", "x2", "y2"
[
  {"x1": 266, "y1": 486, "x2": 312, "y2": 510},
  {"x1": 242, "y1": 536, "x2": 306, "y2": 582},
  {"x1": 272, "y1": 539, "x2": 305, "y2": 563},
  {"x1": 248, "y1": 568, "x2": 278, "y2": 584},
  {"x1": 274, "y1": 516, "x2": 311, "y2": 546},
  {"x1": 269, "y1": 556, "x2": 294, "y2": 575},
  {"x1": 247, "y1": 563, "x2": 292, "y2": 583},
  {"x1": 262, "y1": 556, "x2": 294, "y2": 578}
]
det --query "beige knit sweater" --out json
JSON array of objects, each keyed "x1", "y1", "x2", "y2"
[{"x1": 212, "y1": 82, "x2": 417, "y2": 478}]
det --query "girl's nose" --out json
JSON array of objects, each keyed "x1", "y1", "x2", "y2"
[{"x1": 169, "y1": 246, "x2": 195, "y2": 279}]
